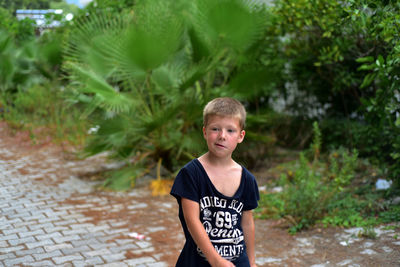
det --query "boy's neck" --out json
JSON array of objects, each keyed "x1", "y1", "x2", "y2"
[{"x1": 200, "y1": 152, "x2": 235, "y2": 168}]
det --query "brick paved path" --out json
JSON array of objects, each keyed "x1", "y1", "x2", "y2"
[{"x1": 0, "y1": 126, "x2": 183, "y2": 267}]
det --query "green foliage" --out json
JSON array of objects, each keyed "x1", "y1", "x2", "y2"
[
  {"x1": 311, "y1": 121, "x2": 321, "y2": 162},
  {"x1": 321, "y1": 192, "x2": 381, "y2": 228},
  {"x1": 0, "y1": 30, "x2": 42, "y2": 95},
  {"x1": 379, "y1": 205, "x2": 400, "y2": 223},
  {"x1": 329, "y1": 148, "x2": 359, "y2": 191},
  {"x1": 0, "y1": 26, "x2": 64, "y2": 97},
  {"x1": 0, "y1": 0, "x2": 60, "y2": 15},
  {"x1": 280, "y1": 153, "x2": 333, "y2": 233},
  {"x1": 257, "y1": 140, "x2": 399, "y2": 233},
  {"x1": 0, "y1": 17, "x2": 84, "y2": 145},
  {"x1": 267, "y1": 0, "x2": 400, "y2": 188},
  {"x1": 257, "y1": 125, "x2": 362, "y2": 233},
  {"x1": 2, "y1": 82, "x2": 88, "y2": 145},
  {"x1": 0, "y1": 7, "x2": 35, "y2": 42},
  {"x1": 84, "y1": 0, "x2": 135, "y2": 13},
  {"x1": 63, "y1": 0, "x2": 271, "y2": 189}
]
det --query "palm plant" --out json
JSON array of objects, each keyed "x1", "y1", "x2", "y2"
[
  {"x1": 0, "y1": 30, "x2": 42, "y2": 97},
  {"x1": 63, "y1": 0, "x2": 269, "y2": 190}
]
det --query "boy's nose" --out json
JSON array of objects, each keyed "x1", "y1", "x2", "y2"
[{"x1": 219, "y1": 129, "x2": 227, "y2": 139}]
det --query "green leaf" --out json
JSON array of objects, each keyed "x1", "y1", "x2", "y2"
[
  {"x1": 187, "y1": 26, "x2": 212, "y2": 62},
  {"x1": 103, "y1": 164, "x2": 146, "y2": 191},
  {"x1": 191, "y1": 0, "x2": 266, "y2": 52},
  {"x1": 360, "y1": 73, "x2": 376, "y2": 88},
  {"x1": 66, "y1": 63, "x2": 135, "y2": 114},
  {"x1": 357, "y1": 63, "x2": 376, "y2": 71},
  {"x1": 356, "y1": 56, "x2": 374, "y2": 63},
  {"x1": 395, "y1": 117, "x2": 400, "y2": 128},
  {"x1": 123, "y1": 0, "x2": 184, "y2": 71}
]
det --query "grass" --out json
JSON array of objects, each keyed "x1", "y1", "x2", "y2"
[
  {"x1": 255, "y1": 122, "x2": 399, "y2": 233},
  {"x1": 1, "y1": 83, "x2": 89, "y2": 148}
]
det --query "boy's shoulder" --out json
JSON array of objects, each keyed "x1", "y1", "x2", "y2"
[
  {"x1": 181, "y1": 158, "x2": 200, "y2": 171},
  {"x1": 178, "y1": 159, "x2": 204, "y2": 178}
]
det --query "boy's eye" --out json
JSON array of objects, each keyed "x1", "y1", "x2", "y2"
[
  {"x1": 228, "y1": 129, "x2": 235, "y2": 133},
  {"x1": 211, "y1": 128, "x2": 219, "y2": 131}
]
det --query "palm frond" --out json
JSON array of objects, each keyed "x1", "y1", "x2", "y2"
[
  {"x1": 122, "y1": 0, "x2": 184, "y2": 71},
  {"x1": 64, "y1": 11, "x2": 129, "y2": 79},
  {"x1": 191, "y1": 0, "x2": 266, "y2": 52},
  {"x1": 228, "y1": 67, "x2": 277, "y2": 99},
  {"x1": 152, "y1": 63, "x2": 185, "y2": 93},
  {"x1": 103, "y1": 163, "x2": 147, "y2": 191},
  {"x1": 66, "y1": 62, "x2": 136, "y2": 114}
]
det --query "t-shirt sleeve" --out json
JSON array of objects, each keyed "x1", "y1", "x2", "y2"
[
  {"x1": 243, "y1": 171, "x2": 260, "y2": 211},
  {"x1": 170, "y1": 166, "x2": 200, "y2": 203}
]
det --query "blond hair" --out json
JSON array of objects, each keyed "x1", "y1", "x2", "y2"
[{"x1": 203, "y1": 97, "x2": 246, "y2": 129}]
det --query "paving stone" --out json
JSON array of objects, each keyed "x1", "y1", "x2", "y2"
[
  {"x1": 146, "y1": 263, "x2": 168, "y2": 267},
  {"x1": 44, "y1": 243, "x2": 74, "y2": 252},
  {"x1": 0, "y1": 253, "x2": 16, "y2": 261},
  {"x1": 18, "y1": 229, "x2": 45, "y2": 238},
  {"x1": 98, "y1": 263, "x2": 128, "y2": 267},
  {"x1": 0, "y1": 135, "x2": 172, "y2": 267},
  {"x1": 24, "y1": 213, "x2": 47, "y2": 221},
  {"x1": 28, "y1": 222, "x2": 53, "y2": 231},
  {"x1": 4, "y1": 255, "x2": 34, "y2": 266},
  {"x1": 124, "y1": 257, "x2": 156, "y2": 265},
  {"x1": 72, "y1": 256, "x2": 104, "y2": 266},
  {"x1": 88, "y1": 243, "x2": 117, "y2": 250},
  {"x1": 0, "y1": 234, "x2": 18, "y2": 242},
  {"x1": 44, "y1": 225, "x2": 69, "y2": 233},
  {"x1": 2, "y1": 226, "x2": 28, "y2": 235},
  {"x1": 62, "y1": 228, "x2": 89, "y2": 236},
  {"x1": 62, "y1": 245, "x2": 91, "y2": 255},
  {"x1": 85, "y1": 248, "x2": 112, "y2": 257},
  {"x1": 33, "y1": 249, "x2": 63, "y2": 261},
  {"x1": 24, "y1": 260, "x2": 54, "y2": 266},
  {"x1": 15, "y1": 247, "x2": 44, "y2": 256},
  {"x1": 26, "y1": 238, "x2": 54, "y2": 249},
  {"x1": 7, "y1": 211, "x2": 31, "y2": 219},
  {"x1": 101, "y1": 252, "x2": 126, "y2": 263},
  {"x1": 87, "y1": 225, "x2": 111, "y2": 233},
  {"x1": 136, "y1": 241, "x2": 152, "y2": 249},
  {"x1": 109, "y1": 243, "x2": 138, "y2": 253},
  {"x1": 35, "y1": 231, "x2": 63, "y2": 241},
  {"x1": 8, "y1": 236, "x2": 36, "y2": 246},
  {"x1": 53, "y1": 254, "x2": 84, "y2": 264},
  {"x1": 38, "y1": 216, "x2": 61, "y2": 224},
  {"x1": 70, "y1": 223, "x2": 95, "y2": 229},
  {"x1": 53, "y1": 234, "x2": 81, "y2": 244},
  {"x1": 0, "y1": 245, "x2": 24, "y2": 253},
  {"x1": 24, "y1": 201, "x2": 46, "y2": 208}
]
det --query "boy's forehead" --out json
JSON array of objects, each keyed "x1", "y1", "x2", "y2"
[{"x1": 206, "y1": 115, "x2": 241, "y2": 126}]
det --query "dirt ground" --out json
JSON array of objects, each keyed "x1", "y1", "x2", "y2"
[{"x1": 1, "y1": 121, "x2": 399, "y2": 267}]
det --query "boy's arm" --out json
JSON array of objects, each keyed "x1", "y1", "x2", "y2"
[
  {"x1": 181, "y1": 197, "x2": 235, "y2": 267},
  {"x1": 242, "y1": 210, "x2": 257, "y2": 267}
]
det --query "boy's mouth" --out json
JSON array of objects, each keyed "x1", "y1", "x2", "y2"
[{"x1": 215, "y1": 143, "x2": 225, "y2": 148}]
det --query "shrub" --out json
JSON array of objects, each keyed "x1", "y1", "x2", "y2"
[
  {"x1": 63, "y1": 0, "x2": 273, "y2": 189},
  {"x1": 257, "y1": 122, "x2": 361, "y2": 233}
]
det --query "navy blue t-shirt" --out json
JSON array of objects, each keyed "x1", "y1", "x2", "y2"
[{"x1": 170, "y1": 159, "x2": 259, "y2": 267}]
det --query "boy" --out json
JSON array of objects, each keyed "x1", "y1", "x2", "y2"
[{"x1": 170, "y1": 97, "x2": 259, "y2": 267}]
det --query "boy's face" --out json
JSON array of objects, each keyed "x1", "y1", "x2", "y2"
[{"x1": 203, "y1": 115, "x2": 245, "y2": 159}]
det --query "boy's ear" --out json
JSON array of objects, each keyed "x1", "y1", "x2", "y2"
[
  {"x1": 238, "y1": 130, "x2": 245, "y2": 143},
  {"x1": 202, "y1": 126, "x2": 207, "y2": 138}
]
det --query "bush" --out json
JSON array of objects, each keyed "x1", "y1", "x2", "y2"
[
  {"x1": 257, "y1": 123, "x2": 361, "y2": 233},
  {"x1": 256, "y1": 122, "x2": 399, "y2": 233},
  {"x1": 2, "y1": 82, "x2": 88, "y2": 145},
  {"x1": 268, "y1": 0, "x2": 400, "y2": 188},
  {"x1": 63, "y1": 0, "x2": 273, "y2": 189}
]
